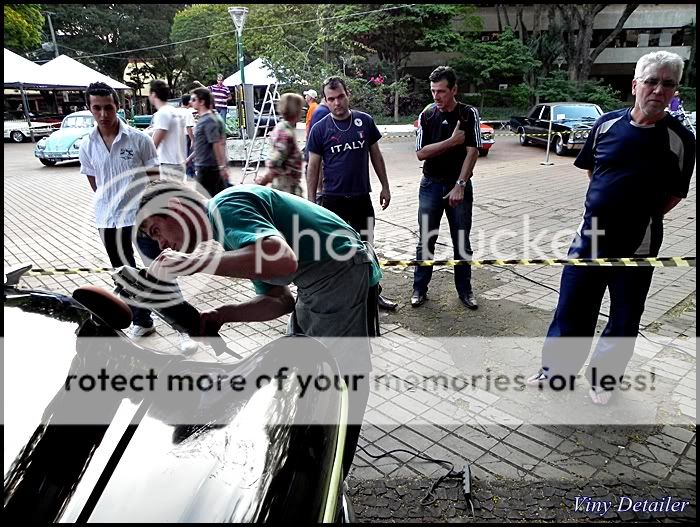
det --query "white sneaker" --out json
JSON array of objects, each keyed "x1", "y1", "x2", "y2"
[
  {"x1": 177, "y1": 331, "x2": 199, "y2": 355},
  {"x1": 128, "y1": 324, "x2": 156, "y2": 338}
]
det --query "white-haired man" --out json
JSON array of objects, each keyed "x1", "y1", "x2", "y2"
[{"x1": 528, "y1": 51, "x2": 696, "y2": 405}]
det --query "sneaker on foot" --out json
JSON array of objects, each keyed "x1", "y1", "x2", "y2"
[
  {"x1": 590, "y1": 386, "x2": 614, "y2": 405},
  {"x1": 526, "y1": 368, "x2": 549, "y2": 386},
  {"x1": 128, "y1": 324, "x2": 156, "y2": 338},
  {"x1": 177, "y1": 331, "x2": 199, "y2": 355}
]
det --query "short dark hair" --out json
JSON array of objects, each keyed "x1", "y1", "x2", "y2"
[
  {"x1": 429, "y1": 66, "x2": 457, "y2": 89},
  {"x1": 322, "y1": 76, "x2": 349, "y2": 97},
  {"x1": 191, "y1": 87, "x2": 212, "y2": 109},
  {"x1": 137, "y1": 180, "x2": 207, "y2": 233},
  {"x1": 149, "y1": 79, "x2": 170, "y2": 102},
  {"x1": 181, "y1": 94, "x2": 191, "y2": 106},
  {"x1": 85, "y1": 82, "x2": 119, "y2": 107}
]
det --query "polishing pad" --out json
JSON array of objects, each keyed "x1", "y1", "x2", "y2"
[{"x1": 73, "y1": 285, "x2": 133, "y2": 329}]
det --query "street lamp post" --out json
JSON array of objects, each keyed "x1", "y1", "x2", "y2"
[
  {"x1": 228, "y1": 6, "x2": 252, "y2": 142},
  {"x1": 228, "y1": 7, "x2": 248, "y2": 86}
]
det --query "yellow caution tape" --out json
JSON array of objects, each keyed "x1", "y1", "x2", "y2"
[
  {"x1": 23, "y1": 256, "x2": 696, "y2": 277},
  {"x1": 379, "y1": 256, "x2": 696, "y2": 268}
]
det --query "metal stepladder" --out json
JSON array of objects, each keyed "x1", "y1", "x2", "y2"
[{"x1": 240, "y1": 83, "x2": 280, "y2": 184}]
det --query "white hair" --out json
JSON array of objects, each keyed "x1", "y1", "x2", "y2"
[{"x1": 634, "y1": 51, "x2": 685, "y2": 82}]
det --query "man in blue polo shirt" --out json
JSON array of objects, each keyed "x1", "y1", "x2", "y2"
[
  {"x1": 528, "y1": 51, "x2": 696, "y2": 405},
  {"x1": 306, "y1": 76, "x2": 398, "y2": 310}
]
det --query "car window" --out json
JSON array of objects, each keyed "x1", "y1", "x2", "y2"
[
  {"x1": 528, "y1": 106, "x2": 543, "y2": 119},
  {"x1": 540, "y1": 106, "x2": 551, "y2": 120},
  {"x1": 62, "y1": 116, "x2": 95, "y2": 129},
  {"x1": 552, "y1": 105, "x2": 602, "y2": 120}
]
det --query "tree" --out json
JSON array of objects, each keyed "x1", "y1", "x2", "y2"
[
  {"x1": 331, "y1": 4, "x2": 475, "y2": 122},
  {"x1": 4, "y1": 4, "x2": 44, "y2": 54},
  {"x1": 557, "y1": 4, "x2": 639, "y2": 83},
  {"x1": 171, "y1": 4, "x2": 331, "y2": 89},
  {"x1": 48, "y1": 4, "x2": 185, "y2": 85},
  {"x1": 450, "y1": 28, "x2": 540, "y2": 113}
]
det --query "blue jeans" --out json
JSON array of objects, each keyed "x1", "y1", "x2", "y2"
[
  {"x1": 413, "y1": 176, "x2": 474, "y2": 297},
  {"x1": 217, "y1": 107, "x2": 228, "y2": 120},
  {"x1": 541, "y1": 265, "x2": 654, "y2": 388}
]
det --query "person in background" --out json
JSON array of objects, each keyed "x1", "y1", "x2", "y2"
[
  {"x1": 188, "y1": 87, "x2": 230, "y2": 197},
  {"x1": 149, "y1": 79, "x2": 187, "y2": 180},
  {"x1": 209, "y1": 73, "x2": 231, "y2": 121},
  {"x1": 255, "y1": 93, "x2": 304, "y2": 196}
]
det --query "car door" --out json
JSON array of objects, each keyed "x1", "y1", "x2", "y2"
[
  {"x1": 524, "y1": 105, "x2": 544, "y2": 138},
  {"x1": 532, "y1": 105, "x2": 552, "y2": 144}
]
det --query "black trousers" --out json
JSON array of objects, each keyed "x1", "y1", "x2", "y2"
[
  {"x1": 195, "y1": 166, "x2": 229, "y2": 198},
  {"x1": 98, "y1": 227, "x2": 156, "y2": 327},
  {"x1": 321, "y1": 194, "x2": 375, "y2": 244}
]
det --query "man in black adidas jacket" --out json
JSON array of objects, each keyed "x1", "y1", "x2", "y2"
[{"x1": 412, "y1": 66, "x2": 481, "y2": 310}]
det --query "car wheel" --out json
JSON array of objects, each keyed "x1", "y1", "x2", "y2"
[
  {"x1": 478, "y1": 149, "x2": 489, "y2": 157},
  {"x1": 554, "y1": 136, "x2": 567, "y2": 156},
  {"x1": 10, "y1": 130, "x2": 26, "y2": 143},
  {"x1": 518, "y1": 128, "x2": 529, "y2": 145},
  {"x1": 39, "y1": 158, "x2": 57, "y2": 167}
]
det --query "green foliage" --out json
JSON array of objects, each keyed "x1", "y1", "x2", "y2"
[
  {"x1": 537, "y1": 71, "x2": 624, "y2": 112},
  {"x1": 4, "y1": 4, "x2": 44, "y2": 54},
  {"x1": 679, "y1": 87, "x2": 695, "y2": 112},
  {"x1": 450, "y1": 28, "x2": 540, "y2": 88},
  {"x1": 46, "y1": 5, "x2": 185, "y2": 85}
]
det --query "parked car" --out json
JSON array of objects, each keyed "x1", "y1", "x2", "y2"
[
  {"x1": 4, "y1": 263, "x2": 354, "y2": 522},
  {"x1": 33, "y1": 110, "x2": 95, "y2": 166},
  {"x1": 413, "y1": 117, "x2": 495, "y2": 157},
  {"x1": 4, "y1": 114, "x2": 57, "y2": 143},
  {"x1": 131, "y1": 99, "x2": 183, "y2": 129},
  {"x1": 509, "y1": 102, "x2": 603, "y2": 156}
]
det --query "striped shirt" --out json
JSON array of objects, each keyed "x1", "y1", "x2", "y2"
[{"x1": 209, "y1": 82, "x2": 231, "y2": 110}]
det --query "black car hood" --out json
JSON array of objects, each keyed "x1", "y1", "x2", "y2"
[{"x1": 4, "y1": 291, "x2": 345, "y2": 522}]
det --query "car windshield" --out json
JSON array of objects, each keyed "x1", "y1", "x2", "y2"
[
  {"x1": 553, "y1": 105, "x2": 601, "y2": 120},
  {"x1": 62, "y1": 116, "x2": 95, "y2": 129}
]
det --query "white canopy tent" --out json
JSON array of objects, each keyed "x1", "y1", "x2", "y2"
[
  {"x1": 224, "y1": 58, "x2": 278, "y2": 87},
  {"x1": 3, "y1": 48, "x2": 46, "y2": 87},
  {"x1": 39, "y1": 55, "x2": 130, "y2": 90}
]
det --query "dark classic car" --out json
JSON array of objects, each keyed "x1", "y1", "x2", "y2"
[
  {"x1": 509, "y1": 102, "x2": 603, "y2": 156},
  {"x1": 4, "y1": 264, "x2": 353, "y2": 523}
]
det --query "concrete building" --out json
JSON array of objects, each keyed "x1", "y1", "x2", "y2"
[{"x1": 401, "y1": 4, "x2": 695, "y2": 93}]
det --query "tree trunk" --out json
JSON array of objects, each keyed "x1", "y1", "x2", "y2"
[
  {"x1": 393, "y1": 60, "x2": 400, "y2": 123},
  {"x1": 495, "y1": 5, "x2": 503, "y2": 32},
  {"x1": 559, "y1": 4, "x2": 639, "y2": 84},
  {"x1": 502, "y1": 5, "x2": 512, "y2": 28},
  {"x1": 516, "y1": 5, "x2": 527, "y2": 43}
]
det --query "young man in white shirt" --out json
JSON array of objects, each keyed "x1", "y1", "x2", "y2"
[
  {"x1": 149, "y1": 79, "x2": 187, "y2": 180},
  {"x1": 79, "y1": 82, "x2": 197, "y2": 353}
]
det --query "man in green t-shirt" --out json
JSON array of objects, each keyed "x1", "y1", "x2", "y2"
[{"x1": 136, "y1": 180, "x2": 380, "y2": 476}]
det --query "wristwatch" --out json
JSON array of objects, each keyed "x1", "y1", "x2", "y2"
[{"x1": 456, "y1": 179, "x2": 467, "y2": 188}]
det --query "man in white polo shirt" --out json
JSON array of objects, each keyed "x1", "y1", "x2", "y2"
[{"x1": 149, "y1": 79, "x2": 187, "y2": 180}]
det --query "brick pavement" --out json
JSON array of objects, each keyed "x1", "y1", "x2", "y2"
[{"x1": 4, "y1": 136, "x2": 696, "y2": 521}]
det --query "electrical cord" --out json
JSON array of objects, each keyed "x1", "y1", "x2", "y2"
[
  {"x1": 356, "y1": 443, "x2": 474, "y2": 515},
  {"x1": 375, "y1": 217, "x2": 695, "y2": 357}
]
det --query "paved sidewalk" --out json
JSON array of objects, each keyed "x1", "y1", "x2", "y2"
[{"x1": 4, "y1": 136, "x2": 696, "y2": 522}]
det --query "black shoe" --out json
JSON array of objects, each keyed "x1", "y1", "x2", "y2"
[
  {"x1": 459, "y1": 292, "x2": 478, "y2": 310},
  {"x1": 411, "y1": 290, "x2": 427, "y2": 307},
  {"x1": 377, "y1": 294, "x2": 398, "y2": 311}
]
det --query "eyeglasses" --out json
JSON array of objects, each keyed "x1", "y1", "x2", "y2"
[{"x1": 640, "y1": 77, "x2": 679, "y2": 90}]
